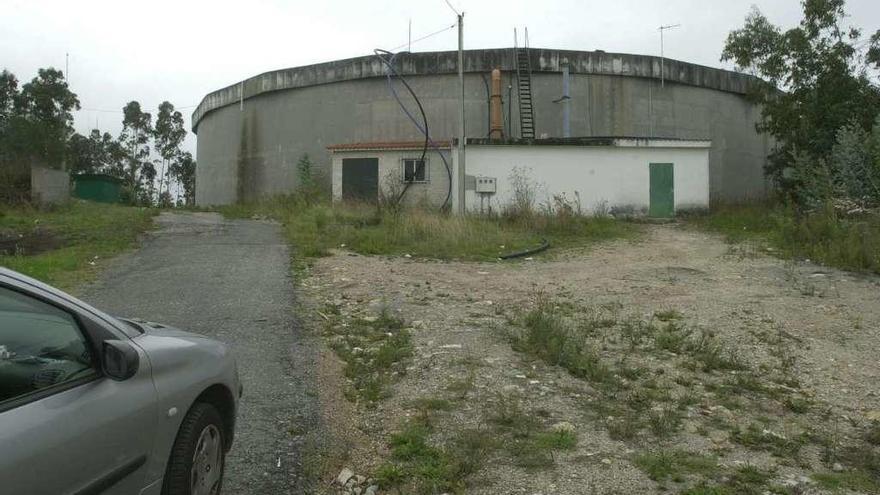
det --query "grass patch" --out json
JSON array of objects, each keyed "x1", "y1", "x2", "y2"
[
  {"x1": 685, "y1": 203, "x2": 880, "y2": 274},
  {"x1": 511, "y1": 296, "x2": 618, "y2": 388},
  {"x1": 654, "y1": 322, "x2": 692, "y2": 353},
  {"x1": 488, "y1": 394, "x2": 579, "y2": 469},
  {"x1": 325, "y1": 307, "x2": 412, "y2": 403},
  {"x1": 378, "y1": 395, "x2": 576, "y2": 492},
  {"x1": 412, "y1": 397, "x2": 454, "y2": 412},
  {"x1": 532, "y1": 429, "x2": 578, "y2": 450},
  {"x1": 635, "y1": 451, "x2": 781, "y2": 494},
  {"x1": 633, "y1": 450, "x2": 718, "y2": 483},
  {"x1": 731, "y1": 423, "x2": 805, "y2": 459},
  {"x1": 648, "y1": 408, "x2": 685, "y2": 438},
  {"x1": 655, "y1": 308, "x2": 684, "y2": 322},
  {"x1": 0, "y1": 201, "x2": 155, "y2": 289},
  {"x1": 377, "y1": 421, "x2": 493, "y2": 494},
  {"x1": 812, "y1": 471, "x2": 880, "y2": 492},
  {"x1": 220, "y1": 196, "x2": 637, "y2": 263}
]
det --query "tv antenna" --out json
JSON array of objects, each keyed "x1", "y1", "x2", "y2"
[{"x1": 658, "y1": 23, "x2": 680, "y2": 88}]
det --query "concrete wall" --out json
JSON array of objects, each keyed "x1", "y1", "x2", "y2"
[
  {"x1": 459, "y1": 143, "x2": 710, "y2": 215},
  {"x1": 30, "y1": 165, "x2": 70, "y2": 205},
  {"x1": 330, "y1": 148, "x2": 452, "y2": 207},
  {"x1": 194, "y1": 48, "x2": 769, "y2": 206}
]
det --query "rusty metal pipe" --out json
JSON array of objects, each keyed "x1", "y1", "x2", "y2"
[{"x1": 490, "y1": 68, "x2": 504, "y2": 140}]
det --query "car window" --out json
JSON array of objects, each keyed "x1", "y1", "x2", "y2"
[{"x1": 0, "y1": 286, "x2": 96, "y2": 404}]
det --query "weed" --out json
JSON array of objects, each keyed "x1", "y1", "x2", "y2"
[
  {"x1": 533, "y1": 429, "x2": 578, "y2": 450},
  {"x1": 222, "y1": 196, "x2": 637, "y2": 262},
  {"x1": 633, "y1": 450, "x2": 718, "y2": 482},
  {"x1": 648, "y1": 408, "x2": 684, "y2": 438},
  {"x1": 488, "y1": 394, "x2": 538, "y2": 436},
  {"x1": 513, "y1": 297, "x2": 618, "y2": 388},
  {"x1": 374, "y1": 463, "x2": 406, "y2": 486},
  {"x1": 412, "y1": 398, "x2": 454, "y2": 412},
  {"x1": 676, "y1": 390, "x2": 701, "y2": 410},
  {"x1": 654, "y1": 322, "x2": 692, "y2": 353},
  {"x1": 445, "y1": 373, "x2": 476, "y2": 400},
  {"x1": 328, "y1": 308, "x2": 412, "y2": 403},
  {"x1": 655, "y1": 309, "x2": 684, "y2": 322},
  {"x1": 723, "y1": 374, "x2": 771, "y2": 396},
  {"x1": 783, "y1": 396, "x2": 811, "y2": 414},
  {"x1": 687, "y1": 331, "x2": 745, "y2": 372},
  {"x1": 679, "y1": 485, "x2": 730, "y2": 495},
  {"x1": 811, "y1": 471, "x2": 880, "y2": 492},
  {"x1": 508, "y1": 439, "x2": 555, "y2": 469},
  {"x1": 866, "y1": 421, "x2": 880, "y2": 446},
  {"x1": 686, "y1": 203, "x2": 880, "y2": 274},
  {"x1": 617, "y1": 359, "x2": 648, "y2": 380},
  {"x1": 620, "y1": 318, "x2": 653, "y2": 348},
  {"x1": 731, "y1": 423, "x2": 805, "y2": 459},
  {"x1": 726, "y1": 465, "x2": 776, "y2": 494},
  {"x1": 607, "y1": 413, "x2": 642, "y2": 441}
]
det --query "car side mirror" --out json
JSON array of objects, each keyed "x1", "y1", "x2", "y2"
[{"x1": 103, "y1": 340, "x2": 139, "y2": 381}]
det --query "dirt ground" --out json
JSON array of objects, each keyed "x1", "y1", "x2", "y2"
[{"x1": 301, "y1": 224, "x2": 880, "y2": 494}]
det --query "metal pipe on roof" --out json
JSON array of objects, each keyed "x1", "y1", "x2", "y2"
[{"x1": 490, "y1": 68, "x2": 504, "y2": 140}]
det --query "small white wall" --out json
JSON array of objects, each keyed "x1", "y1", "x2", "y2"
[
  {"x1": 460, "y1": 144, "x2": 710, "y2": 215},
  {"x1": 30, "y1": 165, "x2": 70, "y2": 205},
  {"x1": 331, "y1": 148, "x2": 452, "y2": 207}
]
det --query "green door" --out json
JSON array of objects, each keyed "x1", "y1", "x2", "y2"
[
  {"x1": 649, "y1": 163, "x2": 674, "y2": 218},
  {"x1": 342, "y1": 158, "x2": 379, "y2": 203}
]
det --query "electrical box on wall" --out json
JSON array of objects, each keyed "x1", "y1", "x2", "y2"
[{"x1": 475, "y1": 176, "x2": 497, "y2": 193}]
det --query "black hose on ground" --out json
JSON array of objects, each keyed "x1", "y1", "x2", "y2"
[{"x1": 499, "y1": 238, "x2": 550, "y2": 260}]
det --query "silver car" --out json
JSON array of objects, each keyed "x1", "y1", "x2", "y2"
[{"x1": 0, "y1": 267, "x2": 241, "y2": 495}]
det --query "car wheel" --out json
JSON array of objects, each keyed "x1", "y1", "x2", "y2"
[{"x1": 162, "y1": 402, "x2": 226, "y2": 495}]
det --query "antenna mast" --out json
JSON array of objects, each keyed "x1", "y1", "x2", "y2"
[{"x1": 658, "y1": 24, "x2": 680, "y2": 88}]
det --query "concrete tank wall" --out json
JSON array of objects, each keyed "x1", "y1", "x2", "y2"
[{"x1": 194, "y1": 49, "x2": 770, "y2": 206}]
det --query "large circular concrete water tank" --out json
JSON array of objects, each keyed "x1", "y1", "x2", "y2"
[{"x1": 192, "y1": 48, "x2": 769, "y2": 205}]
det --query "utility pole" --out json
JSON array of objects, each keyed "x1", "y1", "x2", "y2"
[
  {"x1": 408, "y1": 19, "x2": 412, "y2": 52},
  {"x1": 456, "y1": 13, "x2": 466, "y2": 213},
  {"x1": 659, "y1": 24, "x2": 680, "y2": 88},
  {"x1": 65, "y1": 52, "x2": 69, "y2": 81}
]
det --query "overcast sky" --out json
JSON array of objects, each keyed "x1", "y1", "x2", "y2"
[{"x1": 2, "y1": 0, "x2": 878, "y2": 155}]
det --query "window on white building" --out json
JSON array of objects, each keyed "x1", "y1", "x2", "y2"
[{"x1": 401, "y1": 158, "x2": 428, "y2": 183}]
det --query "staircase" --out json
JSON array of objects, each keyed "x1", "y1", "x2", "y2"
[{"x1": 515, "y1": 47, "x2": 535, "y2": 139}]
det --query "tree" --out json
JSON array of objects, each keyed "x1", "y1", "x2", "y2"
[
  {"x1": 153, "y1": 101, "x2": 186, "y2": 199},
  {"x1": 721, "y1": 0, "x2": 880, "y2": 204},
  {"x1": 169, "y1": 151, "x2": 196, "y2": 206},
  {"x1": 119, "y1": 101, "x2": 152, "y2": 204},
  {"x1": 831, "y1": 120, "x2": 880, "y2": 200},
  {"x1": 13, "y1": 68, "x2": 80, "y2": 167},
  {"x1": 0, "y1": 70, "x2": 17, "y2": 131},
  {"x1": 0, "y1": 70, "x2": 19, "y2": 164},
  {"x1": 67, "y1": 129, "x2": 125, "y2": 175}
]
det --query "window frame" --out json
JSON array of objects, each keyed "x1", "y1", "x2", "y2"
[
  {"x1": 0, "y1": 283, "x2": 103, "y2": 413},
  {"x1": 400, "y1": 157, "x2": 430, "y2": 184}
]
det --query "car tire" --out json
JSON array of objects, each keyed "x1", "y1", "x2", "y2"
[{"x1": 162, "y1": 402, "x2": 226, "y2": 495}]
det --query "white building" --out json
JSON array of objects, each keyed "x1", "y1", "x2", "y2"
[{"x1": 328, "y1": 137, "x2": 711, "y2": 218}]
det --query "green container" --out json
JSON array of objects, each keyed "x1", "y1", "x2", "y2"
[{"x1": 73, "y1": 174, "x2": 123, "y2": 203}]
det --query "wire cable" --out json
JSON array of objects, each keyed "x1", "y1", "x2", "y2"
[
  {"x1": 374, "y1": 49, "x2": 453, "y2": 209},
  {"x1": 443, "y1": 0, "x2": 461, "y2": 17},
  {"x1": 388, "y1": 23, "x2": 456, "y2": 53}
]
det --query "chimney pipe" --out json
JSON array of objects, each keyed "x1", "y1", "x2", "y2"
[{"x1": 489, "y1": 68, "x2": 504, "y2": 140}]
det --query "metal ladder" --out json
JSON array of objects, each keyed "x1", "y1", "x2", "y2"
[{"x1": 514, "y1": 28, "x2": 535, "y2": 139}]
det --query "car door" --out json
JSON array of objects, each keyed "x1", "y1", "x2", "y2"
[{"x1": 0, "y1": 280, "x2": 159, "y2": 495}]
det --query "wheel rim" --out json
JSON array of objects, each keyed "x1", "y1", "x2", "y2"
[{"x1": 190, "y1": 424, "x2": 223, "y2": 495}]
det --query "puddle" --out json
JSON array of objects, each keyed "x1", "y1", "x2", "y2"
[{"x1": 0, "y1": 228, "x2": 64, "y2": 256}]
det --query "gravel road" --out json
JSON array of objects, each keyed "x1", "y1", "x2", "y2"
[{"x1": 82, "y1": 211, "x2": 318, "y2": 494}]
